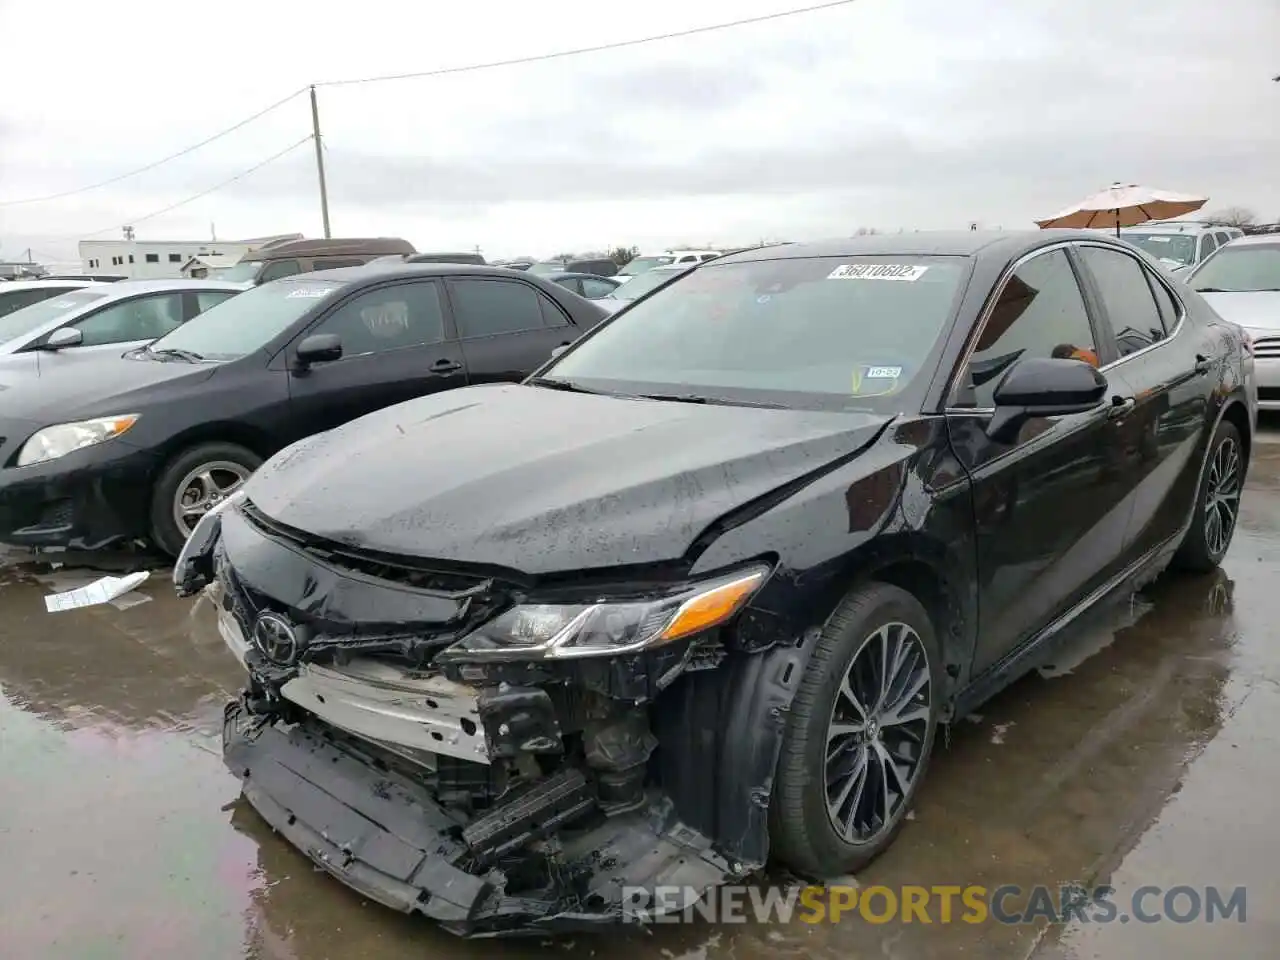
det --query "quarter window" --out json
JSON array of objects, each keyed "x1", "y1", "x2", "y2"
[
  {"x1": 957, "y1": 248, "x2": 1096, "y2": 408},
  {"x1": 259, "y1": 259, "x2": 303, "y2": 282},
  {"x1": 1079, "y1": 247, "x2": 1166, "y2": 358},
  {"x1": 311, "y1": 281, "x2": 445, "y2": 357},
  {"x1": 450, "y1": 279, "x2": 545, "y2": 338}
]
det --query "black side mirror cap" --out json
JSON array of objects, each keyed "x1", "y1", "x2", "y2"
[
  {"x1": 986, "y1": 356, "x2": 1108, "y2": 443},
  {"x1": 295, "y1": 333, "x2": 343, "y2": 368}
]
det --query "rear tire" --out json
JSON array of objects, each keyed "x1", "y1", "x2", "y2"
[
  {"x1": 769, "y1": 582, "x2": 942, "y2": 878},
  {"x1": 149, "y1": 442, "x2": 261, "y2": 556},
  {"x1": 1173, "y1": 419, "x2": 1244, "y2": 573}
]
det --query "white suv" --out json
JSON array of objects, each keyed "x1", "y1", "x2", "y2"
[{"x1": 1119, "y1": 222, "x2": 1244, "y2": 276}]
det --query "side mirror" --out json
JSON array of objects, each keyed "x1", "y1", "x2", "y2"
[
  {"x1": 986, "y1": 357, "x2": 1107, "y2": 443},
  {"x1": 43, "y1": 327, "x2": 83, "y2": 350},
  {"x1": 550, "y1": 344, "x2": 570, "y2": 358},
  {"x1": 294, "y1": 333, "x2": 342, "y2": 369}
]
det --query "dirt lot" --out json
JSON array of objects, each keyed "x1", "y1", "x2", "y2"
[{"x1": 2, "y1": 422, "x2": 1278, "y2": 960}]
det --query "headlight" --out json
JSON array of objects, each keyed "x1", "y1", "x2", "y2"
[
  {"x1": 438, "y1": 566, "x2": 769, "y2": 662},
  {"x1": 17, "y1": 414, "x2": 139, "y2": 467}
]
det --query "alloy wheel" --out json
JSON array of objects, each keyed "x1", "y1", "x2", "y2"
[
  {"x1": 173, "y1": 460, "x2": 251, "y2": 536},
  {"x1": 824, "y1": 622, "x2": 931, "y2": 844},
  {"x1": 1204, "y1": 436, "x2": 1241, "y2": 558}
]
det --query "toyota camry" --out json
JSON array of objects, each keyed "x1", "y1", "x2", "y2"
[{"x1": 176, "y1": 230, "x2": 1255, "y2": 936}]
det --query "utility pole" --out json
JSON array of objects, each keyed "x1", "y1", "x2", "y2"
[{"x1": 309, "y1": 85, "x2": 332, "y2": 239}]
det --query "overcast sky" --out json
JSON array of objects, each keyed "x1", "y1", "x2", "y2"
[{"x1": 0, "y1": 0, "x2": 1276, "y2": 264}]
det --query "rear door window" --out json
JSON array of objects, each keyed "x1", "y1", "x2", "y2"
[
  {"x1": 1078, "y1": 246, "x2": 1166, "y2": 357},
  {"x1": 0, "y1": 287, "x2": 62, "y2": 318},
  {"x1": 450, "y1": 279, "x2": 545, "y2": 338}
]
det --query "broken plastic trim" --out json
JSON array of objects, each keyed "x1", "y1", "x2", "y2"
[
  {"x1": 436, "y1": 565, "x2": 771, "y2": 664},
  {"x1": 173, "y1": 488, "x2": 244, "y2": 596}
]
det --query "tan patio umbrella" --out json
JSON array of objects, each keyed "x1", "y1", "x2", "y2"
[{"x1": 1035, "y1": 183, "x2": 1208, "y2": 236}]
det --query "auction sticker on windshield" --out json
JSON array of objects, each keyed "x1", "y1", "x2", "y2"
[
  {"x1": 852, "y1": 364, "x2": 904, "y2": 396},
  {"x1": 828, "y1": 264, "x2": 928, "y2": 281},
  {"x1": 286, "y1": 287, "x2": 332, "y2": 299}
]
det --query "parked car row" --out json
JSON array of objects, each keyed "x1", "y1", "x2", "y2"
[
  {"x1": 160, "y1": 230, "x2": 1254, "y2": 938},
  {"x1": 0, "y1": 261, "x2": 608, "y2": 553}
]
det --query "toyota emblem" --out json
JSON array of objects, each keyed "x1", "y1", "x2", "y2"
[{"x1": 252, "y1": 612, "x2": 300, "y2": 666}]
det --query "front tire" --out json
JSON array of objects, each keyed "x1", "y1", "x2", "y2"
[
  {"x1": 769, "y1": 582, "x2": 942, "y2": 878},
  {"x1": 1173, "y1": 419, "x2": 1244, "y2": 573},
  {"x1": 150, "y1": 442, "x2": 261, "y2": 556}
]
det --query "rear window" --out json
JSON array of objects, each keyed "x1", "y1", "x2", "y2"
[{"x1": 548, "y1": 255, "x2": 968, "y2": 411}]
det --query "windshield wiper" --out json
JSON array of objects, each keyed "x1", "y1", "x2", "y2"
[
  {"x1": 526, "y1": 376, "x2": 605, "y2": 394},
  {"x1": 146, "y1": 346, "x2": 206, "y2": 362},
  {"x1": 633, "y1": 392, "x2": 786, "y2": 409}
]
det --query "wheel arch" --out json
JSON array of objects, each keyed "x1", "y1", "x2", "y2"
[{"x1": 154, "y1": 421, "x2": 277, "y2": 468}]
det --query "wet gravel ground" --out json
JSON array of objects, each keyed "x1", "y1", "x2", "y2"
[{"x1": 2, "y1": 421, "x2": 1278, "y2": 960}]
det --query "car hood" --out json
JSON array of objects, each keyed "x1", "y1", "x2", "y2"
[
  {"x1": 0, "y1": 340, "x2": 153, "y2": 383},
  {"x1": 0, "y1": 350, "x2": 217, "y2": 422},
  {"x1": 244, "y1": 383, "x2": 891, "y2": 574},
  {"x1": 1198, "y1": 291, "x2": 1280, "y2": 332}
]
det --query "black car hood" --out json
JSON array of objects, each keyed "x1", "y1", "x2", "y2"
[
  {"x1": 245, "y1": 383, "x2": 891, "y2": 574},
  {"x1": 0, "y1": 351, "x2": 216, "y2": 423}
]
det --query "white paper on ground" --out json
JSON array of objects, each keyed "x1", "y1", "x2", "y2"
[{"x1": 44, "y1": 571, "x2": 150, "y2": 613}]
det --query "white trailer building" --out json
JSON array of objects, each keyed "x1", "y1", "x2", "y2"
[{"x1": 79, "y1": 233, "x2": 301, "y2": 279}]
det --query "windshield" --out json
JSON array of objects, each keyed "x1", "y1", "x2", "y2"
[
  {"x1": 1189, "y1": 243, "x2": 1280, "y2": 292},
  {"x1": 0, "y1": 289, "x2": 108, "y2": 343},
  {"x1": 148, "y1": 278, "x2": 345, "y2": 360},
  {"x1": 527, "y1": 262, "x2": 569, "y2": 275},
  {"x1": 612, "y1": 268, "x2": 687, "y2": 301},
  {"x1": 617, "y1": 255, "x2": 675, "y2": 277},
  {"x1": 1122, "y1": 233, "x2": 1197, "y2": 266},
  {"x1": 209, "y1": 262, "x2": 261, "y2": 282},
  {"x1": 545, "y1": 255, "x2": 968, "y2": 411}
]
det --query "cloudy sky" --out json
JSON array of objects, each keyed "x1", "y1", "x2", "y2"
[{"x1": 0, "y1": 0, "x2": 1276, "y2": 264}]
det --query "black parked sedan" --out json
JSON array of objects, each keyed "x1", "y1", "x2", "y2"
[
  {"x1": 176, "y1": 231, "x2": 1255, "y2": 936},
  {"x1": 0, "y1": 263, "x2": 607, "y2": 555}
]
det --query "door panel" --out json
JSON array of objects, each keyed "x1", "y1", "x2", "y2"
[
  {"x1": 448, "y1": 278, "x2": 574, "y2": 384},
  {"x1": 284, "y1": 280, "x2": 467, "y2": 442},
  {"x1": 946, "y1": 246, "x2": 1130, "y2": 675},
  {"x1": 1075, "y1": 248, "x2": 1216, "y2": 561}
]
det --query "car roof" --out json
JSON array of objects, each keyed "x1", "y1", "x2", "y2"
[
  {"x1": 283, "y1": 262, "x2": 557, "y2": 285},
  {"x1": 88, "y1": 278, "x2": 247, "y2": 295},
  {"x1": 1219, "y1": 233, "x2": 1280, "y2": 247},
  {"x1": 1120, "y1": 222, "x2": 1225, "y2": 235},
  {"x1": 712, "y1": 230, "x2": 1111, "y2": 264},
  {"x1": 0, "y1": 279, "x2": 104, "y2": 292}
]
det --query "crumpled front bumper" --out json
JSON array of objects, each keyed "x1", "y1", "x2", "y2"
[{"x1": 223, "y1": 701, "x2": 744, "y2": 937}]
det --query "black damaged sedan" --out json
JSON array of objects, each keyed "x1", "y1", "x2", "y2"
[{"x1": 176, "y1": 231, "x2": 1255, "y2": 935}]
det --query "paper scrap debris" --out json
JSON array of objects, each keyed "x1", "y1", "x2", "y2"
[{"x1": 45, "y1": 572, "x2": 150, "y2": 613}]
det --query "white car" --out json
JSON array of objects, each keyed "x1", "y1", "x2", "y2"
[
  {"x1": 1185, "y1": 234, "x2": 1280, "y2": 410},
  {"x1": 613, "y1": 250, "x2": 721, "y2": 285},
  {"x1": 0, "y1": 279, "x2": 244, "y2": 378},
  {"x1": 1120, "y1": 223, "x2": 1243, "y2": 278}
]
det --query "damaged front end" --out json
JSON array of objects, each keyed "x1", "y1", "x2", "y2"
[{"x1": 178, "y1": 494, "x2": 809, "y2": 937}]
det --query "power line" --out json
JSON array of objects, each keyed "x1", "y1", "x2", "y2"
[
  {"x1": 1, "y1": 1, "x2": 860, "y2": 210},
  {"x1": 0, "y1": 88, "x2": 307, "y2": 207},
  {"x1": 56, "y1": 136, "x2": 313, "y2": 243},
  {"x1": 315, "y1": 0, "x2": 860, "y2": 87}
]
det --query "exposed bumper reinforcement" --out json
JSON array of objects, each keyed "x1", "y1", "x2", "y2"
[{"x1": 223, "y1": 702, "x2": 744, "y2": 937}]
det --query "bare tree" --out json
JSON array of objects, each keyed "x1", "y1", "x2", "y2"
[
  {"x1": 609, "y1": 246, "x2": 638, "y2": 266},
  {"x1": 1205, "y1": 206, "x2": 1257, "y2": 228}
]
